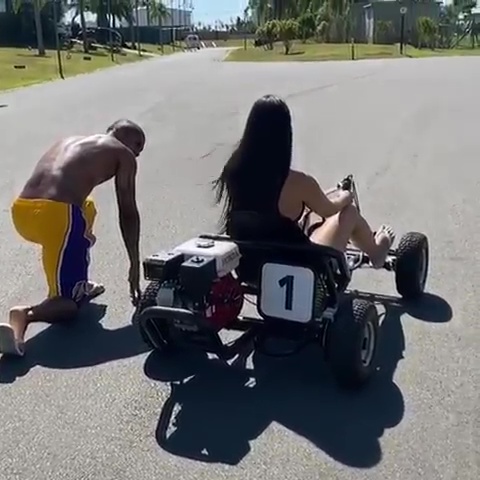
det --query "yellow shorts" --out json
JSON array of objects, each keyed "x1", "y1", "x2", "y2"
[{"x1": 11, "y1": 197, "x2": 97, "y2": 303}]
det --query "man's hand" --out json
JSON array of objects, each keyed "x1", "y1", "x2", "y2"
[{"x1": 128, "y1": 262, "x2": 141, "y2": 306}]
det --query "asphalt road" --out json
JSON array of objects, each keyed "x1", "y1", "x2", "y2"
[{"x1": 0, "y1": 48, "x2": 478, "y2": 480}]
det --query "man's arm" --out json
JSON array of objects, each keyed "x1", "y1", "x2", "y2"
[
  {"x1": 302, "y1": 173, "x2": 352, "y2": 218},
  {"x1": 114, "y1": 150, "x2": 140, "y2": 266}
]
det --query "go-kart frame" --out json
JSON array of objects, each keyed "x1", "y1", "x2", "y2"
[{"x1": 136, "y1": 175, "x2": 429, "y2": 390}]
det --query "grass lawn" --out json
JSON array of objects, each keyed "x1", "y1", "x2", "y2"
[
  {"x1": 226, "y1": 41, "x2": 480, "y2": 62},
  {"x1": 0, "y1": 45, "x2": 146, "y2": 92}
]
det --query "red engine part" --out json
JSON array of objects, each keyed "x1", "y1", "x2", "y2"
[{"x1": 204, "y1": 273, "x2": 244, "y2": 330}]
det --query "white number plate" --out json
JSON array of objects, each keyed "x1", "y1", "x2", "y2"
[{"x1": 259, "y1": 263, "x2": 315, "y2": 323}]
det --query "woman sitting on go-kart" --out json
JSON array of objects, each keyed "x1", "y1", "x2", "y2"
[{"x1": 213, "y1": 94, "x2": 395, "y2": 268}]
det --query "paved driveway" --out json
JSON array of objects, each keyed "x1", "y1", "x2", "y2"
[{"x1": 0, "y1": 48, "x2": 477, "y2": 480}]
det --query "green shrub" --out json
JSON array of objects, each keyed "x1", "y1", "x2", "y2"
[
  {"x1": 375, "y1": 20, "x2": 395, "y2": 44},
  {"x1": 417, "y1": 16, "x2": 439, "y2": 49},
  {"x1": 298, "y1": 12, "x2": 316, "y2": 42},
  {"x1": 316, "y1": 20, "x2": 329, "y2": 43},
  {"x1": 277, "y1": 19, "x2": 300, "y2": 54}
]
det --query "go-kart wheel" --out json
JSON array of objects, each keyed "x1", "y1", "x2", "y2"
[
  {"x1": 394, "y1": 232, "x2": 429, "y2": 301},
  {"x1": 326, "y1": 298, "x2": 379, "y2": 390},
  {"x1": 137, "y1": 281, "x2": 174, "y2": 353}
]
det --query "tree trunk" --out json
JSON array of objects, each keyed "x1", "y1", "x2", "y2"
[
  {"x1": 97, "y1": 2, "x2": 108, "y2": 28},
  {"x1": 33, "y1": 0, "x2": 46, "y2": 56},
  {"x1": 79, "y1": 0, "x2": 89, "y2": 53},
  {"x1": 158, "y1": 17, "x2": 164, "y2": 52},
  {"x1": 147, "y1": 5, "x2": 151, "y2": 27},
  {"x1": 130, "y1": 20, "x2": 135, "y2": 45}
]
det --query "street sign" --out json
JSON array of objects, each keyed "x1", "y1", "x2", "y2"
[{"x1": 400, "y1": 6, "x2": 408, "y2": 14}]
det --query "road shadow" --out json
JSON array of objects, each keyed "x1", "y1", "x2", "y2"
[
  {"x1": 15, "y1": 52, "x2": 52, "y2": 58},
  {"x1": 351, "y1": 291, "x2": 453, "y2": 324},
  {"x1": 145, "y1": 291, "x2": 451, "y2": 468},
  {"x1": 0, "y1": 302, "x2": 150, "y2": 384}
]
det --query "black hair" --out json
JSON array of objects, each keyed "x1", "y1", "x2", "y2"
[
  {"x1": 106, "y1": 118, "x2": 145, "y2": 142},
  {"x1": 213, "y1": 94, "x2": 293, "y2": 233}
]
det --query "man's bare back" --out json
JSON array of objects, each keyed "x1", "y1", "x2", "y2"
[{"x1": 20, "y1": 134, "x2": 131, "y2": 206}]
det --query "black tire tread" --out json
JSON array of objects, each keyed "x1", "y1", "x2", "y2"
[
  {"x1": 328, "y1": 298, "x2": 379, "y2": 390},
  {"x1": 138, "y1": 281, "x2": 162, "y2": 311},
  {"x1": 395, "y1": 232, "x2": 429, "y2": 300},
  {"x1": 137, "y1": 281, "x2": 173, "y2": 352}
]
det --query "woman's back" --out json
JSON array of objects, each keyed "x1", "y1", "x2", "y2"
[{"x1": 278, "y1": 170, "x2": 308, "y2": 222}]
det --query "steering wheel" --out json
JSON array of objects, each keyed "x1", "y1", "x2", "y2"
[
  {"x1": 338, "y1": 174, "x2": 353, "y2": 192},
  {"x1": 337, "y1": 174, "x2": 360, "y2": 212}
]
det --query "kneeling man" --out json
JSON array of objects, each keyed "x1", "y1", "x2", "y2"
[{"x1": 0, "y1": 119, "x2": 145, "y2": 356}]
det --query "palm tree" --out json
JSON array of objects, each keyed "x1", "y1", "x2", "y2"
[
  {"x1": 142, "y1": 0, "x2": 151, "y2": 27},
  {"x1": 150, "y1": 0, "x2": 170, "y2": 51},
  {"x1": 248, "y1": 0, "x2": 278, "y2": 24},
  {"x1": 69, "y1": 0, "x2": 89, "y2": 52},
  {"x1": 86, "y1": 0, "x2": 136, "y2": 44},
  {"x1": 13, "y1": 0, "x2": 47, "y2": 56},
  {"x1": 149, "y1": 0, "x2": 170, "y2": 45},
  {"x1": 78, "y1": 0, "x2": 89, "y2": 53},
  {"x1": 250, "y1": 0, "x2": 327, "y2": 24}
]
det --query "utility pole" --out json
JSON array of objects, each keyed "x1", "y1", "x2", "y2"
[{"x1": 400, "y1": 6, "x2": 407, "y2": 55}]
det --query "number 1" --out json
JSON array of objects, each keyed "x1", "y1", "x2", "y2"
[{"x1": 279, "y1": 275, "x2": 294, "y2": 311}]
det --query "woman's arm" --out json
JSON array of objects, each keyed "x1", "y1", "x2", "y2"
[{"x1": 302, "y1": 173, "x2": 352, "y2": 218}]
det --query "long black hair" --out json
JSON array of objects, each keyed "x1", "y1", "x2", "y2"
[{"x1": 213, "y1": 94, "x2": 293, "y2": 233}]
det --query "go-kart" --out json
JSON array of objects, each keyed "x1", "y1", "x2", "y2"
[{"x1": 136, "y1": 175, "x2": 429, "y2": 390}]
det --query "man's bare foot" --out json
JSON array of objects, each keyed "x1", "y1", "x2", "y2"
[
  {"x1": 72, "y1": 281, "x2": 105, "y2": 304},
  {"x1": 10, "y1": 306, "x2": 30, "y2": 343},
  {"x1": 0, "y1": 306, "x2": 30, "y2": 356},
  {"x1": 371, "y1": 225, "x2": 395, "y2": 268},
  {"x1": 87, "y1": 282, "x2": 105, "y2": 298}
]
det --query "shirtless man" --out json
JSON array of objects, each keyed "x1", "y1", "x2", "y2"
[{"x1": 0, "y1": 119, "x2": 145, "y2": 357}]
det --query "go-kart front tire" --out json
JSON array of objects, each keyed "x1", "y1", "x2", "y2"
[
  {"x1": 394, "y1": 232, "x2": 429, "y2": 301},
  {"x1": 137, "y1": 281, "x2": 175, "y2": 353},
  {"x1": 326, "y1": 298, "x2": 379, "y2": 390}
]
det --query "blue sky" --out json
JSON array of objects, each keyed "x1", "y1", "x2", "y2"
[{"x1": 193, "y1": 0, "x2": 249, "y2": 25}]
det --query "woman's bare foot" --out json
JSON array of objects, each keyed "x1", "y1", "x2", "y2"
[{"x1": 371, "y1": 225, "x2": 395, "y2": 268}]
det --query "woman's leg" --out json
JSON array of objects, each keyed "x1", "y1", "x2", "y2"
[
  {"x1": 299, "y1": 209, "x2": 325, "y2": 237},
  {"x1": 309, "y1": 205, "x2": 394, "y2": 268}
]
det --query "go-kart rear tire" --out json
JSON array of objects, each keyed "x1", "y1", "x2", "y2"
[
  {"x1": 394, "y1": 232, "x2": 429, "y2": 301},
  {"x1": 137, "y1": 281, "x2": 174, "y2": 353},
  {"x1": 326, "y1": 298, "x2": 379, "y2": 390}
]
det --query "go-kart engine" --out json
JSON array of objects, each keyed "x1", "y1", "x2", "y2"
[
  {"x1": 143, "y1": 237, "x2": 245, "y2": 331},
  {"x1": 155, "y1": 273, "x2": 244, "y2": 331}
]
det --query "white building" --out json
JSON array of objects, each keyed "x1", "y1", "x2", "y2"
[{"x1": 62, "y1": 4, "x2": 193, "y2": 29}]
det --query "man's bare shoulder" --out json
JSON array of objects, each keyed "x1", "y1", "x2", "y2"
[{"x1": 80, "y1": 134, "x2": 125, "y2": 151}]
